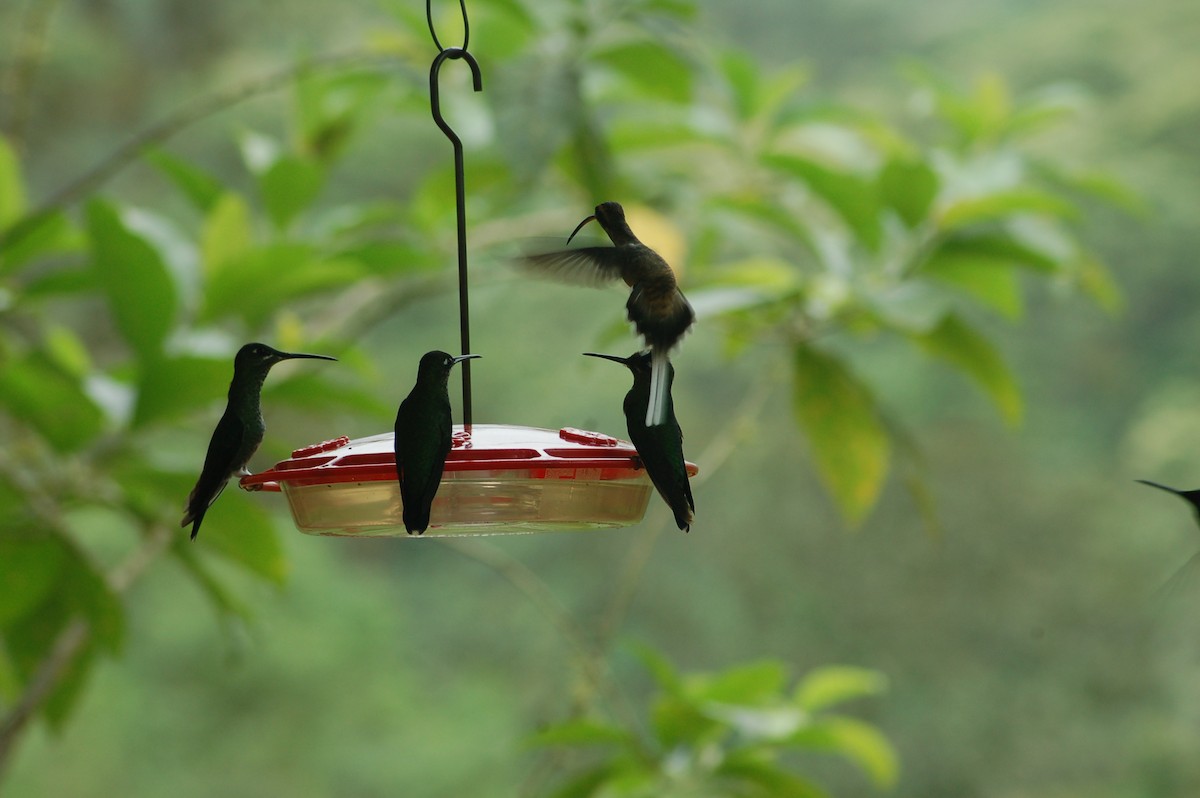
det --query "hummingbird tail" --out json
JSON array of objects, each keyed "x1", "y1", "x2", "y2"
[{"x1": 646, "y1": 351, "x2": 669, "y2": 427}]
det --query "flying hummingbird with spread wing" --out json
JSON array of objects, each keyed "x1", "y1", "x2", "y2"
[
  {"x1": 182, "y1": 342, "x2": 337, "y2": 540},
  {"x1": 521, "y1": 202, "x2": 693, "y2": 428},
  {"x1": 585, "y1": 350, "x2": 694, "y2": 531},
  {"x1": 394, "y1": 350, "x2": 481, "y2": 535}
]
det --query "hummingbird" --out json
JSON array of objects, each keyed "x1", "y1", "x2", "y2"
[
  {"x1": 182, "y1": 342, "x2": 337, "y2": 540},
  {"x1": 394, "y1": 351, "x2": 481, "y2": 535},
  {"x1": 1136, "y1": 479, "x2": 1200, "y2": 600},
  {"x1": 584, "y1": 351, "x2": 694, "y2": 531},
  {"x1": 521, "y1": 202, "x2": 694, "y2": 428}
]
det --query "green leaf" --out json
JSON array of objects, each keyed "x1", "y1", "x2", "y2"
[
  {"x1": 528, "y1": 718, "x2": 634, "y2": 749},
  {"x1": 592, "y1": 41, "x2": 692, "y2": 104},
  {"x1": 197, "y1": 491, "x2": 288, "y2": 584},
  {"x1": 0, "y1": 349, "x2": 106, "y2": 452},
  {"x1": 687, "y1": 660, "x2": 788, "y2": 705},
  {"x1": 916, "y1": 314, "x2": 1022, "y2": 425},
  {"x1": 133, "y1": 352, "x2": 231, "y2": 427},
  {"x1": 792, "y1": 345, "x2": 890, "y2": 526},
  {"x1": 794, "y1": 666, "x2": 888, "y2": 712},
  {"x1": 0, "y1": 532, "x2": 66, "y2": 627},
  {"x1": 0, "y1": 135, "x2": 27, "y2": 227},
  {"x1": 629, "y1": 640, "x2": 683, "y2": 693},
  {"x1": 259, "y1": 155, "x2": 326, "y2": 229},
  {"x1": 937, "y1": 189, "x2": 1079, "y2": 231},
  {"x1": 879, "y1": 157, "x2": 939, "y2": 227},
  {"x1": 765, "y1": 155, "x2": 882, "y2": 251},
  {"x1": 86, "y1": 200, "x2": 178, "y2": 360},
  {"x1": 0, "y1": 210, "x2": 84, "y2": 277},
  {"x1": 201, "y1": 192, "x2": 254, "y2": 276},
  {"x1": 145, "y1": 149, "x2": 225, "y2": 213},
  {"x1": 702, "y1": 703, "x2": 807, "y2": 741},
  {"x1": 789, "y1": 716, "x2": 899, "y2": 789},
  {"x1": 203, "y1": 243, "x2": 365, "y2": 325},
  {"x1": 715, "y1": 757, "x2": 829, "y2": 798}
]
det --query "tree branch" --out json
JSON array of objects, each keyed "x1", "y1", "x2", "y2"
[
  {"x1": 0, "y1": 523, "x2": 174, "y2": 779},
  {"x1": 0, "y1": 49, "x2": 403, "y2": 250}
]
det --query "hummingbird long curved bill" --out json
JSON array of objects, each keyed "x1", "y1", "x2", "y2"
[
  {"x1": 182, "y1": 343, "x2": 337, "y2": 540},
  {"x1": 584, "y1": 351, "x2": 694, "y2": 531},
  {"x1": 394, "y1": 351, "x2": 481, "y2": 535},
  {"x1": 520, "y1": 202, "x2": 694, "y2": 427}
]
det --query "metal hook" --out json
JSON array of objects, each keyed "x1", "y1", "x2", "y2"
[
  {"x1": 427, "y1": 0, "x2": 470, "y2": 53},
  {"x1": 429, "y1": 44, "x2": 482, "y2": 430}
]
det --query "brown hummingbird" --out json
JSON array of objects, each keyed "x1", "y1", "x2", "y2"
[{"x1": 520, "y1": 202, "x2": 693, "y2": 427}]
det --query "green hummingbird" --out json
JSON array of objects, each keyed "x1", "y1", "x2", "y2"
[
  {"x1": 584, "y1": 351, "x2": 694, "y2": 531},
  {"x1": 182, "y1": 342, "x2": 337, "y2": 540},
  {"x1": 521, "y1": 202, "x2": 694, "y2": 428},
  {"x1": 394, "y1": 351, "x2": 481, "y2": 535}
]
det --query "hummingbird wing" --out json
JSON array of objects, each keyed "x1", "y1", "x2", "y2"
[
  {"x1": 517, "y1": 246, "x2": 629, "y2": 287},
  {"x1": 629, "y1": 413, "x2": 694, "y2": 531},
  {"x1": 182, "y1": 409, "x2": 244, "y2": 535}
]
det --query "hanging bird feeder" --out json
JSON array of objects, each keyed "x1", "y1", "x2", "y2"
[
  {"x1": 241, "y1": 425, "x2": 697, "y2": 536},
  {"x1": 237, "y1": 0, "x2": 697, "y2": 536}
]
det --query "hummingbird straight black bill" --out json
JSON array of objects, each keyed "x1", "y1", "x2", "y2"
[
  {"x1": 182, "y1": 343, "x2": 337, "y2": 540},
  {"x1": 1136, "y1": 479, "x2": 1200, "y2": 601},
  {"x1": 394, "y1": 351, "x2": 481, "y2": 535},
  {"x1": 584, "y1": 351, "x2": 694, "y2": 532},
  {"x1": 520, "y1": 201, "x2": 694, "y2": 428}
]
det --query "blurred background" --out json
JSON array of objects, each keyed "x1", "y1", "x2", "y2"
[{"x1": 2, "y1": 0, "x2": 1199, "y2": 795}]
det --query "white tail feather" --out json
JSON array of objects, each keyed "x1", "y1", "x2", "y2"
[{"x1": 646, "y1": 351, "x2": 669, "y2": 426}]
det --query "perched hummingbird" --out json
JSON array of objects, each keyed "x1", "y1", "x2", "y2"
[
  {"x1": 394, "y1": 351, "x2": 481, "y2": 535},
  {"x1": 1136, "y1": 478, "x2": 1200, "y2": 602},
  {"x1": 584, "y1": 351, "x2": 694, "y2": 531},
  {"x1": 182, "y1": 342, "x2": 337, "y2": 540},
  {"x1": 1137, "y1": 479, "x2": 1200, "y2": 522},
  {"x1": 521, "y1": 202, "x2": 694, "y2": 428}
]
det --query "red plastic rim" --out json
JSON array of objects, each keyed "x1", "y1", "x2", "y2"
[{"x1": 240, "y1": 424, "x2": 698, "y2": 493}]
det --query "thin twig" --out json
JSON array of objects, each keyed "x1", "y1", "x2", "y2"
[{"x1": 0, "y1": 49, "x2": 402, "y2": 249}]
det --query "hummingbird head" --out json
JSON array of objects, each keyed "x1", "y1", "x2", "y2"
[
  {"x1": 235, "y1": 342, "x2": 337, "y2": 374},
  {"x1": 566, "y1": 201, "x2": 630, "y2": 245},
  {"x1": 416, "y1": 350, "x2": 480, "y2": 382}
]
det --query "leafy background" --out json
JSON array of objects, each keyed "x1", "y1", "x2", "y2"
[{"x1": 2, "y1": 0, "x2": 1199, "y2": 795}]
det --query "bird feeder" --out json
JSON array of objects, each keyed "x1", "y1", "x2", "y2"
[
  {"x1": 238, "y1": 1, "x2": 697, "y2": 536},
  {"x1": 240, "y1": 425, "x2": 698, "y2": 536}
]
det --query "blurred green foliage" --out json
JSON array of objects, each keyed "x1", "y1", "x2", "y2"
[{"x1": 3, "y1": 0, "x2": 1197, "y2": 794}]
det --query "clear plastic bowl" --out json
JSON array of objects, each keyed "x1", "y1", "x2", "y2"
[{"x1": 240, "y1": 424, "x2": 697, "y2": 537}]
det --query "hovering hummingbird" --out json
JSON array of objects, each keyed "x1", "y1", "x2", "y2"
[
  {"x1": 584, "y1": 351, "x2": 694, "y2": 531},
  {"x1": 521, "y1": 202, "x2": 694, "y2": 428},
  {"x1": 394, "y1": 351, "x2": 481, "y2": 535},
  {"x1": 182, "y1": 342, "x2": 337, "y2": 540}
]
